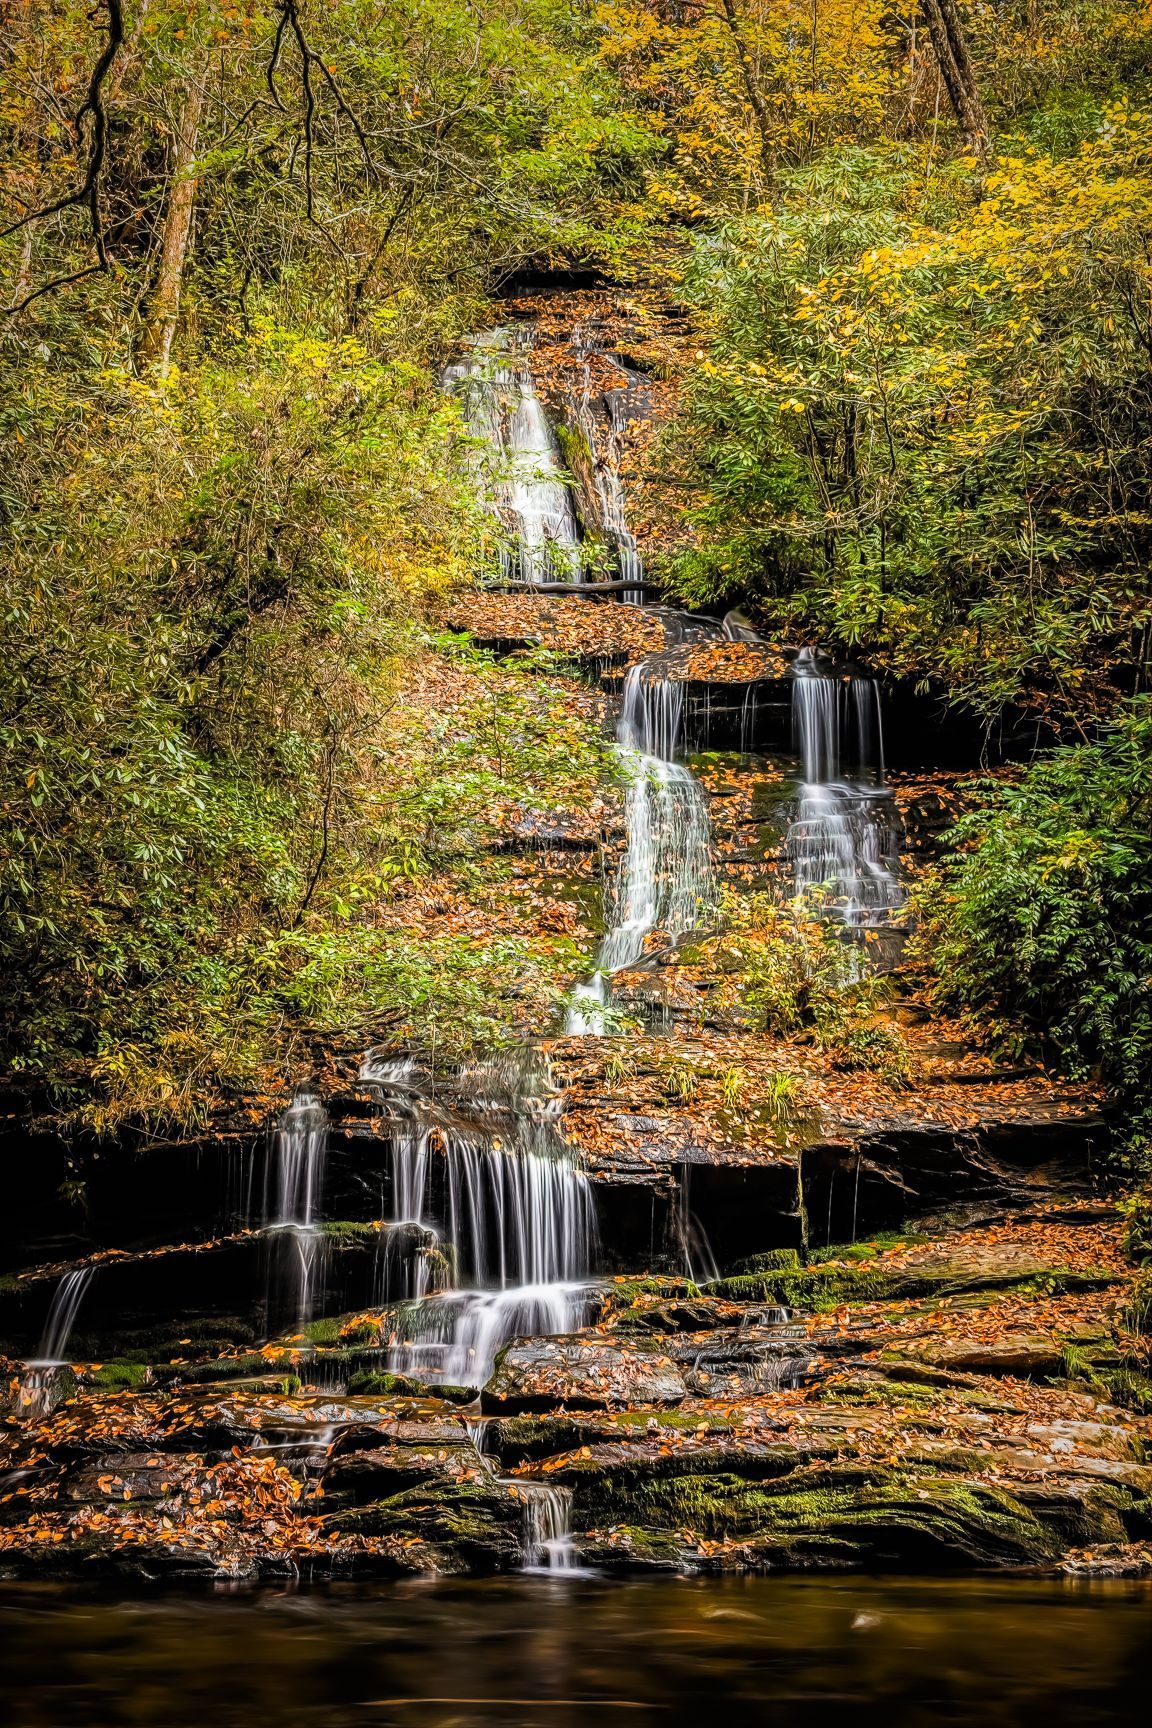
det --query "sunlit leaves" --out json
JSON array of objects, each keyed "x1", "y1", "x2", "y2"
[{"x1": 664, "y1": 117, "x2": 1152, "y2": 717}]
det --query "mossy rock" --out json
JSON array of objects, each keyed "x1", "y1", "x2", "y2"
[
  {"x1": 613, "y1": 1296, "x2": 745, "y2": 1335},
  {"x1": 161, "y1": 1351, "x2": 272, "y2": 1385},
  {"x1": 711, "y1": 1265, "x2": 899, "y2": 1307},
  {"x1": 569, "y1": 1461, "x2": 1135, "y2": 1569},
  {"x1": 710, "y1": 1251, "x2": 1115, "y2": 1312},
  {"x1": 319, "y1": 1221, "x2": 387, "y2": 1244},
  {"x1": 324, "y1": 1442, "x2": 484, "y2": 1503},
  {"x1": 64, "y1": 1317, "x2": 262, "y2": 1367},
  {"x1": 77, "y1": 1361, "x2": 152, "y2": 1392},
  {"x1": 486, "y1": 1407, "x2": 735, "y2": 1466},
  {"x1": 300, "y1": 1315, "x2": 346, "y2": 1346},
  {"x1": 814, "y1": 1234, "x2": 931, "y2": 1265},
  {"x1": 185, "y1": 1373, "x2": 303, "y2": 1396},
  {"x1": 323, "y1": 1476, "x2": 523, "y2": 1573},
  {"x1": 730, "y1": 1248, "x2": 802, "y2": 1276},
  {"x1": 345, "y1": 1369, "x2": 475, "y2": 1404},
  {"x1": 601, "y1": 1277, "x2": 701, "y2": 1309}
]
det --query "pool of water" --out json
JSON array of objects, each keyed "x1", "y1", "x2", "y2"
[{"x1": 0, "y1": 1573, "x2": 1147, "y2": 1727}]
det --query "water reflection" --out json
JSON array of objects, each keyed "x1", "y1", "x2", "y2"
[{"x1": 0, "y1": 1574, "x2": 1147, "y2": 1728}]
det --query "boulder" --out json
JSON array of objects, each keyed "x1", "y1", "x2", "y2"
[
  {"x1": 482, "y1": 1337, "x2": 688, "y2": 1412},
  {"x1": 322, "y1": 1475, "x2": 524, "y2": 1573},
  {"x1": 323, "y1": 1442, "x2": 484, "y2": 1503}
]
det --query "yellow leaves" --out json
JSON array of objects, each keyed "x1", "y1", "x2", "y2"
[{"x1": 597, "y1": 0, "x2": 899, "y2": 210}]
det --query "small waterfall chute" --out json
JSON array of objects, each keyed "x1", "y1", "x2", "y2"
[
  {"x1": 29, "y1": 1266, "x2": 95, "y2": 1367},
  {"x1": 567, "y1": 664, "x2": 714, "y2": 1033},
  {"x1": 787, "y1": 649, "x2": 903, "y2": 928},
  {"x1": 519, "y1": 1480, "x2": 580, "y2": 1573},
  {"x1": 266, "y1": 1088, "x2": 329, "y2": 1330},
  {"x1": 19, "y1": 1265, "x2": 96, "y2": 1419}
]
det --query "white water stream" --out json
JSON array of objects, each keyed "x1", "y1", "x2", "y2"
[
  {"x1": 19, "y1": 1265, "x2": 97, "y2": 1418},
  {"x1": 266, "y1": 1089, "x2": 329, "y2": 1330},
  {"x1": 519, "y1": 1481, "x2": 580, "y2": 1573},
  {"x1": 29, "y1": 1266, "x2": 94, "y2": 1367},
  {"x1": 788, "y1": 649, "x2": 903, "y2": 925},
  {"x1": 567, "y1": 665, "x2": 714, "y2": 1033},
  {"x1": 444, "y1": 330, "x2": 583, "y2": 584},
  {"x1": 361, "y1": 1052, "x2": 595, "y2": 1388}
]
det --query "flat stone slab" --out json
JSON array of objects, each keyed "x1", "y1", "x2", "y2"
[{"x1": 482, "y1": 1337, "x2": 688, "y2": 1412}]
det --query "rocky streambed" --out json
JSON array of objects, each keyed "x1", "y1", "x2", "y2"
[{"x1": 2, "y1": 1204, "x2": 1150, "y2": 1582}]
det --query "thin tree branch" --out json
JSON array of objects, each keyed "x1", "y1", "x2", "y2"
[
  {"x1": 3, "y1": 263, "x2": 103, "y2": 316},
  {"x1": 0, "y1": 0, "x2": 124, "y2": 251}
]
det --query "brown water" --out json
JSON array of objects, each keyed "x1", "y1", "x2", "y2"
[{"x1": 0, "y1": 1574, "x2": 1149, "y2": 1727}]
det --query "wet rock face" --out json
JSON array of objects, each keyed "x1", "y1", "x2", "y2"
[
  {"x1": 483, "y1": 1337, "x2": 688, "y2": 1412},
  {"x1": 323, "y1": 1441, "x2": 484, "y2": 1501},
  {"x1": 572, "y1": 1467, "x2": 1140, "y2": 1572},
  {"x1": 325, "y1": 1475, "x2": 526, "y2": 1575},
  {"x1": 1, "y1": 1196, "x2": 1147, "y2": 1581}
]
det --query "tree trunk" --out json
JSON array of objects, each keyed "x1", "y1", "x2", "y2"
[
  {"x1": 920, "y1": 0, "x2": 989, "y2": 161},
  {"x1": 719, "y1": 0, "x2": 776, "y2": 180},
  {"x1": 138, "y1": 81, "x2": 203, "y2": 373}
]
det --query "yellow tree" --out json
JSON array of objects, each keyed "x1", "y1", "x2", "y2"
[{"x1": 595, "y1": 0, "x2": 902, "y2": 214}]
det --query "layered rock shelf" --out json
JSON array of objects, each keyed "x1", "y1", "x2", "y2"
[{"x1": 2, "y1": 1210, "x2": 1149, "y2": 1581}]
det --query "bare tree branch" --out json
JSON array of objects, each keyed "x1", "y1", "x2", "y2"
[
  {"x1": 3, "y1": 263, "x2": 103, "y2": 317},
  {"x1": 0, "y1": 0, "x2": 125, "y2": 267}
]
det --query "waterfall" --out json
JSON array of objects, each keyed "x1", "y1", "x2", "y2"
[
  {"x1": 383, "y1": 1285, "x2": 585, "y2": 1390},
  {"x1": 266, "y1": 1089, "x2": 329, "y2": 1330},
  {"x1": 568, "y1": 328, "x2": 645, "y2": 603},
  {"x1": 444, "y1": 330, "x2": 582, "y2": 585},
  {"x1": 361, "y1": 1051, "x2": 596, "y2": 1388},
  {"x1": 18, "y1": 1265, "x2": 96, "y2": 1419},
  {"x1": 567, "y1": 664, "x2": 713, "y2": 1033},
  {"x1": 29, "y1": 1266, "x2": 94, "y2": 1367},
  {"x1": 675, "y1": 1165, "x2": 721, "y2": 1285},
  {"x1": 787, "y1": 650, "x2": 903, "y2": 927},
  {"x1": 519, "y1": 1481, "x2": 578, "y2": 1573},
  {"x1": 270, "y1": 1089, "x2": 327, "y2": 1229}
]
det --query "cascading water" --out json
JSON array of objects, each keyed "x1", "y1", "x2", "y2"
[
  {"x1": 675, "y1": 1165, "x2": 721, "y2": 1285},
  {"x1": 30, "y1": 1266, "x2": 94, "y2": 1366},
  {"x1": 361, "y1": 1051, "x2": 596, "y2": 1387},
  {"x1": 567, "y1": 664, "x2": 713, "y2": 1033},
  {"x1": 266, "y1": 1088, "x2": 329, "y2": 1330},
  {"x1": 519, "y1": 1481, "x2": 578, "y2": 1573},
  {"x1": 787, "y1": 649, "x2": 903, "y2": 926},
  {"x1": 443, "y1": 330, "x2": 582, "y2": 585},
  {"x1": 19, "y1": 1265, "x2": 96, "y2": 1418}
]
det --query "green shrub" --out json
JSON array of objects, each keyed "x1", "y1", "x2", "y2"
[
  {"x1": 704, "y1": 890, "x2": 913, "y2": 1081},
  {"x1": 911, "y1": 703, "x2": 1152, "y2": 1140}
]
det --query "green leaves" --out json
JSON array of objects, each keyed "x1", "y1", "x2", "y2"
[
  {"x1": 912, "y1": 701, "x2": 1152, "y2": 1118},
  {"x1": 664, "y1": 131, "x2": 1152, "y2": 721}
]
